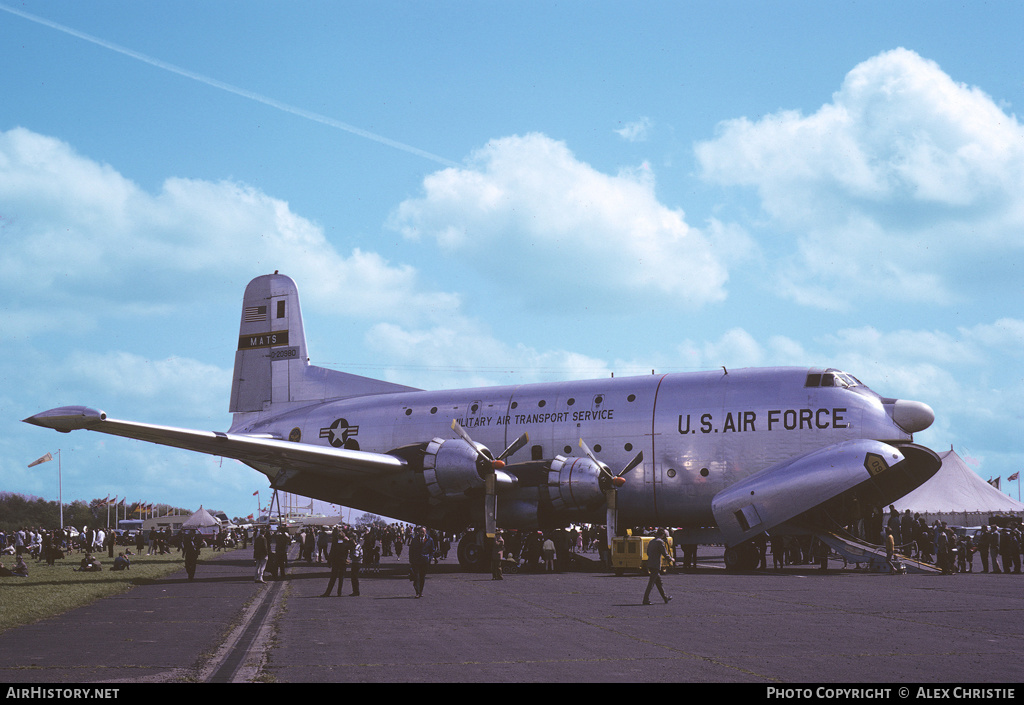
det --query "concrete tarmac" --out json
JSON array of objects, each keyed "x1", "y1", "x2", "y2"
[{"x1": 2, "y1": 546, "x2": 1023, "y2": 684}]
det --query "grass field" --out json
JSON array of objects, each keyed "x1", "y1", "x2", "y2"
[{"x1": 0, "y1": 551, "x2": 188, "y2": 634}]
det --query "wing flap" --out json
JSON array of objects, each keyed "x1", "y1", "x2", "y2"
[{"x1": 23, "y1": 406, "x2": 407, "y2": 479}]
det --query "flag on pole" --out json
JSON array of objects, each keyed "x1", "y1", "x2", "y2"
[
  {"x1": 28, "y1": 452, "x2": 53, "y2": 467},
  {"x1": 1009, "y1": 472, "x2": 1020, "y2": 482}
]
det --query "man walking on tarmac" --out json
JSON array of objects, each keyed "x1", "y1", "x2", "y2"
[
  {"x1": 642, "y1": 529, "x2": 673, "y2": 605},
  {"x1": 409, "y1": 526, "x2": 435, "y2": 598}
]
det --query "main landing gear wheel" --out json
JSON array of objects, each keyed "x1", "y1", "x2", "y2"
[{"x1": 457, "y1": 532, "x2": 489, "y2": 571}]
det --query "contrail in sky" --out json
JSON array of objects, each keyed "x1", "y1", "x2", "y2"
[{"x1": 1, "y1": 3, "x2": 460, "y2": 168}]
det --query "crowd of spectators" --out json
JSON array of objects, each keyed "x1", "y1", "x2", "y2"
[{"x1": 5, "y1": 513, "x2": 1023, "y2": 578}]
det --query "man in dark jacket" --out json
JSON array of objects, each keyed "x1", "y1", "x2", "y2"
[
  {"x1": 978, "y1": 527, "x2": 991, "y2": 572},
  {"x1": 183, "y1": 532, "x2": 202, "y2": 580},
  {"x1": 642, "y1": 530, "x2": 673, "y2": 605},
  {"x1": 321, "y1": 528, "x2": 349, "y2": 596},
  {"x1": 409, "y1": 526, "x2": 435, "y2": 598},
  {"x1": 271, "y1": 527, "x2": 290, "y2": 579},
  {"x1": 253, "y1": 528, "x2": 269, "y2": 583},
  {"x1": 348, "y1": 532, "x2": 362, "y2": 596}
]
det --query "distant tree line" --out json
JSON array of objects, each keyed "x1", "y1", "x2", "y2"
[{"x1": 0, "y1": 492, "x2": 192, "y2": 532}]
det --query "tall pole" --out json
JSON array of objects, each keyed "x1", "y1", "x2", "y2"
[{"x1": 57, "y1": 449, "x2": 63, "y2": 530}]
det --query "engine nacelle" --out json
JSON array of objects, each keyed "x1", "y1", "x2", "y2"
[
  {"x1": 422, "y1": 437, "x2": 488, "y2": 500},
  {"x1": 546, "y1": 455, "x2": 607, "y2": 512}
]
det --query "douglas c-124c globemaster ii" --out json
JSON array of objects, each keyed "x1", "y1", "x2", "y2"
[{"x1": 25, "y1": 273, "x2": 941, "y2": 570}]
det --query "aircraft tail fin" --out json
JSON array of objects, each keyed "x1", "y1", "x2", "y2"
[{"x1": 230, "y1": 272, "x2": 417, "y2": 415}]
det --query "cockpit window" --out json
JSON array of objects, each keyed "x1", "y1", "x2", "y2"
[
  {"x1": 806, "y1": 369, "x2": 860, "y2": 388},
  {"x1": 835, "y1": 372, "x2": 859, "y2": 387}
]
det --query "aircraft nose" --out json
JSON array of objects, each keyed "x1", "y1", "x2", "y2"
[{"x1": 889, "y1": 399, "x2": 935, "y2": 433}]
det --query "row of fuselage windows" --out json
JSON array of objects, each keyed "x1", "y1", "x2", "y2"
[
  {"x1": 397, "y1": 395, "x2": 642, "y2": 459},
  {"x1": 402, "y1": 393, "x2": 640, "y2": 417}
]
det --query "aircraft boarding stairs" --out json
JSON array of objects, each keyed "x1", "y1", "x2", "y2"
[{"x1": 816, "y1": 531, "x2": 941, "y2": 574}]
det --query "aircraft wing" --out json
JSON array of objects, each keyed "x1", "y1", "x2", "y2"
[{"x1": 22, "y1": 406, "x2": 408, "y2": 479}]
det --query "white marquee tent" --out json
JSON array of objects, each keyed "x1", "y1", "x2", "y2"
[
  {"x1": 892, "y1": 448, "x2": 1024, "y2": 526},
  {"x1": 181, "y1": 506, "x2": 222, "y2": 536}
]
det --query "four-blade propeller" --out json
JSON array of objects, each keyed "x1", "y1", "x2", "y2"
[
  {"x1": 450, "y1": 421, "x2": 642, "y2": 546},
  {"x1": 579, "y1": 437, "x2": 643, "y2": 550},
  {"x1": 451, "y1": 420, "x2": 528, "y2": 538}
]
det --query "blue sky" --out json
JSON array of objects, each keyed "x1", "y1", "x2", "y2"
[{"x1": 3, "y1": 1, "x2": 1023, "y2": 521}]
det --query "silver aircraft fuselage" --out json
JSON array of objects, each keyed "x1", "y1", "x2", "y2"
[
  {"x1": 235, "y1": 365, "x2": 926, "y2": 530},
  {"x1": 25, "y1": 272, "x2": 939, "y2": 562}
]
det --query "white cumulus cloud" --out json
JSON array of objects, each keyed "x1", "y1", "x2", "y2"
[
  {"x1": 695, "y1": 48, "x2": 1024, "y2": 310},
  {"x1": 0, "y1": 127, "x2": 460, "y2": 330},
  {"x1": 389, "y1": 133, "x2": 751, "y2": 310}
]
